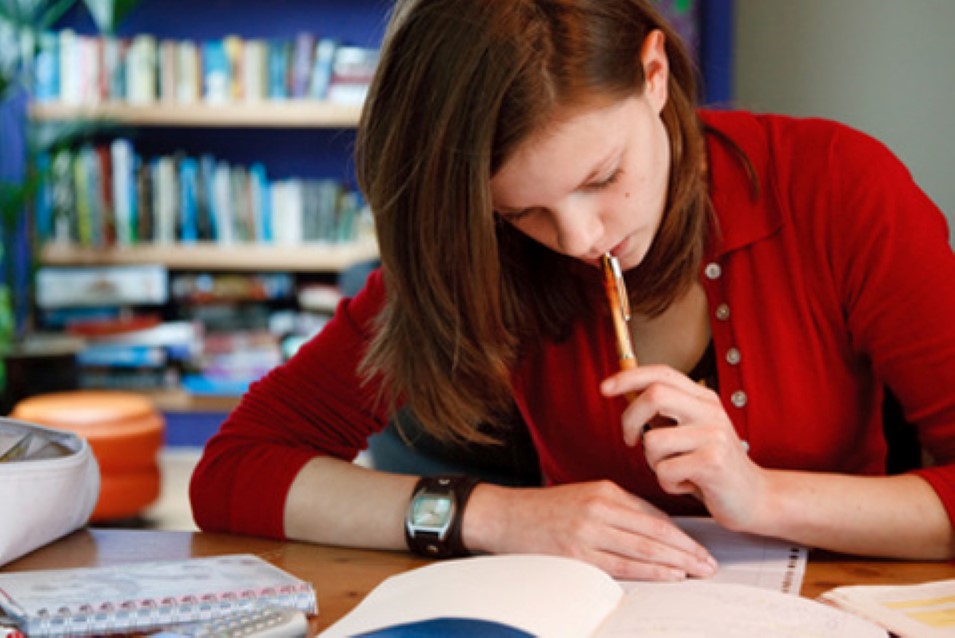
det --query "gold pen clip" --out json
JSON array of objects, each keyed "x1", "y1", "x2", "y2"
[
  {"x1": 601, "y1": 253, "x2": 630, "y2": 322},
  {"x1": 601, "y1": 253, "x2": 639, "y2": 401}
]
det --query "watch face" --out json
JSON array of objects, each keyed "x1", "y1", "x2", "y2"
[{"x1": 410, "y1": 494, "x2": 454, "y2": 532}]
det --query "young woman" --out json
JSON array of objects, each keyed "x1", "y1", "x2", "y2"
[{"x1": 190, "y1": 0, "x2": 955, "y2": 581}]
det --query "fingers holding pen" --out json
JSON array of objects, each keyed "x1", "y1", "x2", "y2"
[{"x1": 599, "y1": 364, "x2": 723, "y2": 446}]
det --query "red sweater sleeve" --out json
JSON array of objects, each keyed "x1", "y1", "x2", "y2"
[
  {"x1": 189, "y1": 269, "x2": 391, "y2": 538},
  {"x1": 817, "y1": 126, "x2": 955, "y2": 519}
]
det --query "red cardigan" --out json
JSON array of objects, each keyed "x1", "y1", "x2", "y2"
[{"x1": 190, "y1": 111, "x2": 955, "y2": 539}]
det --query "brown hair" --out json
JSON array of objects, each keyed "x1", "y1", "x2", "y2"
[{"x1": 355, "y1": 0, "x2": 710, "y2": 443}]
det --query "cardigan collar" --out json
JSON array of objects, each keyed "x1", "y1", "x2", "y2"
[{"x1": 699, "y1": 110, "x2": 784, "y2": 259}]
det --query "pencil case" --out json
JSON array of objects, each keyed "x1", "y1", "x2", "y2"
[{"x1": 0, "y1": 418, "x2": 100, "y2": 567}]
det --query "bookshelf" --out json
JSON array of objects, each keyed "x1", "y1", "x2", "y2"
[
  {"x1": 23, "y1": 1, "x2": 387, "y2": 435},
  {"x1": 40, "y1": 238, "x2": 378, "y2": 272}
]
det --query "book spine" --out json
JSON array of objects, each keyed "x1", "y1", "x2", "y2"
[
  {"x1": 110, "y1": 139, "x2": 134, "y2": 246},
  {"x1": 178, "y1": 157, "x2": 199, "y2": 243},
  {"x1": 126, "y1": 34, "x2": 158, "y2": 104},
  {"x1": 175, "y1": 40, "x2": 200, "y2": 103},
  {"x1": 290, "y1": 32, "x2": 315, "y2": 99},
  {"x1": 267, "y1": 39, "x2": 291, "y2": 100},
  {"x1": 223, "y1": 35, "x2": 244, "y2": 101},
  {"x1": 242, "y1": 39, "x2": 268, "y2": 102},
  {"x1": 159, "y1": 38, "x2": 178, "y2": 103},
  {"x1": 58, "y1": 29, "x2": 81, "y2": 104},
  {"x1": 33, "y1": 31, "x2": 60, "y2": 103},
  {"x1": 202, "y1": 39, "x2": 229, "y2": 104},
  {"x1": 308, "y1": 37, "x2": 337, "y2": 100}
]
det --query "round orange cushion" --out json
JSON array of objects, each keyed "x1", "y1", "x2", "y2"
[
  {"x1": 93, "y1": 466, "x2": 162, "y2": 521},
  {"x1": 11, "y1": 391, "x2": 165, "y2": 520}
]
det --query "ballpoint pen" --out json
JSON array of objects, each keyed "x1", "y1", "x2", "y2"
[
  {"x1": 601, "y1": 253, "x2": 638, "y2": 402},
  {"x1": 601, "y1": 254, "x2": 713, "y2": 443}
]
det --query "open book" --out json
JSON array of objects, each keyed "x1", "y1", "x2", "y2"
[
  {"x1": 820, "y1": 577, "x2": 955, "y2": 638},
  {"x1": 320, "y1": 553, "x2": 885, "y2": 637}
]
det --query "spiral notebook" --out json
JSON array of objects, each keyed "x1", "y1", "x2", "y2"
[{"x1": 0, "y1": 553, "x2": 317, "y2": 637}]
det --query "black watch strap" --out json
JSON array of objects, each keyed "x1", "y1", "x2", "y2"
[{"x1": 405, "y1": 475, "x2": 481, "y2": 558}]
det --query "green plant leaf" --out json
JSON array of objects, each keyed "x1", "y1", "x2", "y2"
[
  {"x1": 0, "y1": 0, "x2": 76, "y2": 29},
  {"x1": 34, "y1": 0, "x2": 77, "y2": 29},
  {"x1": 80, "y1": 0, "x2": 140, "y2": 34}
]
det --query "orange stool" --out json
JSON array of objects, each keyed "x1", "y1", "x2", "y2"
[{"x1": 11, "y1": 390, "x2": 165, "y2": 522}]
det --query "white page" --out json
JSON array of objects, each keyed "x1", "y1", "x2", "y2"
[
  {"x1": 319, "y1": 554, "x2": 623, "y2": 638},
  {"x1": 595, "y1": 581, "x2": 887, "y2": 637},
  {"x1": 821, "y1": 578, "x2": 955, "y2": 638},
  {"x1": 322, "y1": 519, "x2": 815, "y2": 638},
  {"x1": 657, "y1": 517, "x2": 808, "y2": 594}
]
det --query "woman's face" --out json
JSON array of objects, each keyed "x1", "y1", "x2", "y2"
[{"x1": 490, "y1": 32, "x2": 671, "y2": 272}]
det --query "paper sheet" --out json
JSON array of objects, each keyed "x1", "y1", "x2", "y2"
[
  {"x1": 821, "y1": 577, "x2": 955, "y2": 638},
  {"x1": 617, "y1": 517, "x2": 807, "y2": 594}
]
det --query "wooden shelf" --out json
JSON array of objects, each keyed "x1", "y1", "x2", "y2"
[
  {"x1": 139, "y1": 388, "x2": 241, "y2": 413},
  {"x1": 40, "y1": 239, "x2": 379, "y2": 272},
  {"x1": 30, "y1": 101, "x2": 363, "y2": 128}
]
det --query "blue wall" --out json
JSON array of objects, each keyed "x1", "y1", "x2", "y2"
[{"x1": 700, "y1": 0, "x2": 734, "y2": 106}]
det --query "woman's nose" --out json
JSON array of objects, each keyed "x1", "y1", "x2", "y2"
[{"x1": 553, "y1": 203, "x2": 603, "y2": 258}]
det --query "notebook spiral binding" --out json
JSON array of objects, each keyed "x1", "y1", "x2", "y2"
[{"x1": 29, "y1": 584, "x2": 315, "y2": 636}]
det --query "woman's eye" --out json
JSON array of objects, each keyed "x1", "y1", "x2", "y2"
[
  {"x1": 586, "y1": 169, "x2": 621, "y2": 190},
  {"x1": 499, "y1": 209, "x2": 531, "y2": 222}
]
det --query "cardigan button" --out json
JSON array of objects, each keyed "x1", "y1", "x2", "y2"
[
  {"x1": 704, "y1": 262, "x2": 722, "y2": 280},
  {"x1": 715, "y1": 303, "x2": 730, "y2": 321},
  {"x1": 731, "y1": 390, "x2": 748, "y2": 408},
  {"x1": 725, "y1": 347, "x2": 741, "y2": 365}
]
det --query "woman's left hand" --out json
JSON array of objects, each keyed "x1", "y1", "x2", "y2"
[{"x1": 600, "y1": 364, "x2": 768, "y2": 532}]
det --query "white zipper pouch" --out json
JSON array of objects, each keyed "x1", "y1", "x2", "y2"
[{"x1": 0, "y1": 418, "x2": 100, "y2": 567}]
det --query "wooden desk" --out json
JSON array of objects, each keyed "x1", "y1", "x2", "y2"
[{"x1": 3, "y1": 528, "x2": 955, "y2": 631}]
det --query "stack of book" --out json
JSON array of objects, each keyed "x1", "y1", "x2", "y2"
[
  {"x1": 36, "y1": 140, "x2": 369, "y2": 248},
  {"x1": 32, "y1": 29, "x2": 379, "y2": 105},
  {"x1": 74, "y1": 320, "x2": 202, "y2": 392}
]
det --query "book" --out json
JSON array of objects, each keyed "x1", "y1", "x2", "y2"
[
  {"x1": 308, "y1": 37, "x2": 338, "y2": 100},
  {"x1": 320, "y1": 554, "x2": 885, "y2": 638},
  {"x1": 178, "y1": 157, "x2": 199, "y2": 242},
  {"x1": 35, "y1": 265, "x2": 169, "y2": 309},
  {"x1": 158, "y1": 38, "x2": 177, "y2": 103},
  {"x1": 820, "y1": 577, "x2": 955, "y2": 638},
  {"x1": 77, "y1": 343, "x2": 168, "y2": 368},
  {"x1": 125, "y1": 34, "x2": 157, "y2": 105},
  {"x1": 174, "y1": 40, "x2": 200, "y2": 103},
  {"x1": 267, "y1": 39, "x2": 292, "y2": 100},
  {"x1": 33, "y1": 31, "x2": 60, "y2": 103},
  {"x1": 57, "y1": 30, "x2": 81, "y2": 104},
  {"x1": 0, "y1": 553, "x2": 317, "y2": 637},
  {"x1": 327, "y1": 45, "x2": 379, "y2": 105},
  {"x1": 290, "y1": 32, "x2": 316, "y2": 99},
  {"x1": 242, "y1": 39, "x2": 269, "y2": 102},
  {"x1": 223, "y1": 35, "x2": 244, "y2": 101},
  {"x1": 101, "y1": 35, "x2": 125, "y2": 102},
  {"x1": 202, "y1": 39, "x2": 230, "y2": 104},
  {"x1": 109, "y1": 138, "x2": 135, "y2": 246}
]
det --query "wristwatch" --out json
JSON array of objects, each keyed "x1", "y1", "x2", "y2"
[{"x1": 405, "y1": 476, "x2": 480, "y2": 558}]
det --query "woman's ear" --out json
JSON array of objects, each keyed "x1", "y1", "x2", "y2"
[{"x1": 640, "y1": 29, "x2": 669, "y2": 113}]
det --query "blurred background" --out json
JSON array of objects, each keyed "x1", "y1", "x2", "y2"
[{"x1": 735, "y1": 0, "x2": 955, "y2": 242}]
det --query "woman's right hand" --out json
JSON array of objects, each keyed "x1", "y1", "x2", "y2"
[{"x1": 461, "y1": 480, "x2": 718, "y2": 581}]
